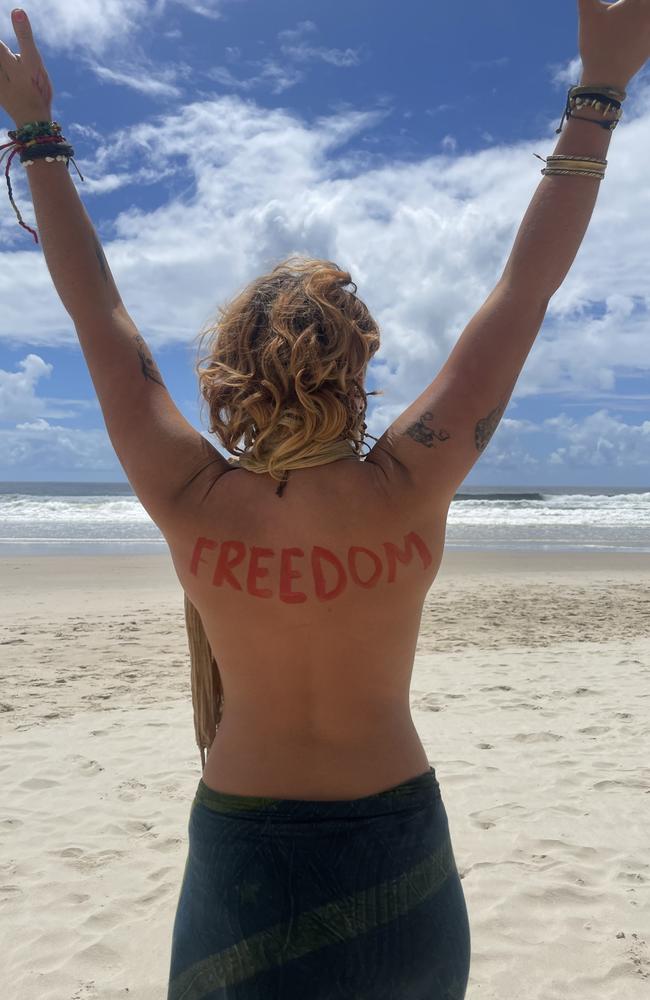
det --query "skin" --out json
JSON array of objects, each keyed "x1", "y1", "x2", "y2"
[
  {"x1": 475, "y1": 401, "x2": 508, "y2": 453},
  {"x1": 189, "y1": 531, "x2": 434, "y2": 603},
  {"x1": 91, "y1": 232, "x2": 110, "y2": 286},
  {"x1": 404, "y1": 412, "x2": 451, "y2": 450},
  {"x1": 168, "y1": 455, "x2": 446, "y2": 798},
  {"x1": 133, "y1": 334, "x2": 166, "y2": 388},
  {"x1": 405, "y1": 398, "x2": 507, "y2": 457}
]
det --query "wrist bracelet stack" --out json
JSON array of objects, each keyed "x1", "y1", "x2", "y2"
[
  {"x1": 0, "y1": 81, "x2": 630, "y2": 244},
  {"x1": 0, "y1": 119, "x2": 83, "y2": 243},
  {"x1": 558, "y1": 83, "x2": 626, "y2": 133},
  {"x1": 533, "y1": 83, "x2": 627, "y2": 183}
]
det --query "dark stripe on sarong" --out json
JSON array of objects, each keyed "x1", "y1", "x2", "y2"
[{"x1": 168, "y1": 767, "x2": 471, "y2": 999}]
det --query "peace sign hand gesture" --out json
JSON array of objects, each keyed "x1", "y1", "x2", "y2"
[
  {"x1": 578, "y1": 0, "x2": 650, "y2": 91},
  {"x1": 0, "y1": 9, "x2": 53, "y2": 128}
]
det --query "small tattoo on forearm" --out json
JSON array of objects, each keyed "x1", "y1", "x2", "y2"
[
  {"x1": 92, "y1": 233, "x2": 110, "y2": 285},
  {"x1": 404, "y1": 411, "x2": 451, "y2": 449},
  {"x1": 134, "y1": 334, "x2": 165, "y2": 387},
  {"x1": 475, "y1": 401, "x2": 506, "y2": 452}
]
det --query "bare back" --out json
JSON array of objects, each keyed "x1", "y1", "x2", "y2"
[{"x1": 167, "y1": 453, "x2": 448, "y2": 799}]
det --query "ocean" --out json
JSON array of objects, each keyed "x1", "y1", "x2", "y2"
[{"x1": 0, "y1": 482, "x2": 648, "y2": 556}]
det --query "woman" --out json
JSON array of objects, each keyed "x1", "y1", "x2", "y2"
[{"x1": 2, "y1": 3, "x2": 647, "y2": 997}]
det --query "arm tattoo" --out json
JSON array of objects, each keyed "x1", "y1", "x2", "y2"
[
  {"x1": 403, "y1": 411, "x2": 451, "y2": 449},
  {"x1": 92, "y1": 232, "x2": 110, "y2": 285},
  {"x1": 475, "y1": 401, "x2": 506, "y2": 452},
  {"x1": 134, "y1": 334, "x2": 165, "y2": 387}
]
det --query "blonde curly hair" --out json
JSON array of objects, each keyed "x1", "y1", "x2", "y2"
[{"x1": 192, "y1": 255, "x2": 383, "y2": 483}]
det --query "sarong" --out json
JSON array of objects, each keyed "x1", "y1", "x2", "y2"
[{"x1": 167, "y1": 766, "x2": 471, "y2": 999}]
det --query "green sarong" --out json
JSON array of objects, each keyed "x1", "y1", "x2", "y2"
[{"x1": 168, "y1": 766, "x2": 470, "y2": 998}]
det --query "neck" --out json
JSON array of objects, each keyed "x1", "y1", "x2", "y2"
[{"x1": 236, "y1": 438, "x2": 358, "y2": 475}]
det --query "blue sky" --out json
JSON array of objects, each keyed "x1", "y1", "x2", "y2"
[{"x1": 0, "y1": 0, "x2": 648, "y2": 486}]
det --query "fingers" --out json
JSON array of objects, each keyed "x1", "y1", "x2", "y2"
[
  {"x1": 11, "y1": 9, "x2": 38, "y2": 57},
  {"x1": 0, "y1": 37, "x2": 17, "y2": 69}
]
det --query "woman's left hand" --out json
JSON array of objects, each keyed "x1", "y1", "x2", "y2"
[{"x1": 0, "y1": 9, "x2": 53, "y2": 128}]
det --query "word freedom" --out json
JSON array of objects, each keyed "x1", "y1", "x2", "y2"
[{"x1": 190, "y1": 531, "x2": 433, "y2": 603}]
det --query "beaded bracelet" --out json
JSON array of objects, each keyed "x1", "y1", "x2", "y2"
[
  {"x1": 557, "y1": 84, "x2": 625, "y2": 134},
  {"x1": 0, "y1": 119, "x2": 84, "y2": 244}
]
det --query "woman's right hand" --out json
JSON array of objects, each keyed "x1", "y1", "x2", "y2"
[{"x1": 578, "y1": 0, "x2": 650, "y2": 91}]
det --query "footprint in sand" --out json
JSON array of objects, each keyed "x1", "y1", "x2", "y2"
[
  {"x1": 134, "y1": 881, "x2": 173, "y2": 908},
  {"x1": 20, "y1": 777, "x2": 60, "y2": 789},
  {"x1": 0, "y1": 884, "x2": 22, "y2": 897},
  {"x1": 116, "y1": 778, "x2": 147, "y2": 801},
  {"x1": 147, "y1": 865, "x2": 176, "y2": 883},
  {"x1": 151, "y1": 836, "x2": 184, "y2": 853},
  {"x1": 626, "y1": 933, "x2": 650, "y2": 981},
  {"x1": 469, "y1": 802, "x2": 526, "y2": 830},
  {"x1": 593, "y1": 778, "x2": 648, "y2": 791},
  {"x1": 512, "y1": 732, "x2": 563, "y2": 743},
  {"x1": 62, "y1": 848, "x2": 125, "y2": 872},
  {"x1": 412, "y1": 695, "x2": 444, "y2": 712},
  {"x1": 70, "y1": 980, "x2": 97, "y2": 999},
  {"x1": 616, "y1": 871, "x2": 646, "y2": 884},
  {"x1": 101, "y1": 819, "x2": 155, "y2": 837}
]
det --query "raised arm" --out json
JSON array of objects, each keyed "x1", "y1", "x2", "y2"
[
  {"x1": 499, "y1": 86, "x2": 613, "y2": 303},
  {"x1": 367, "y1": 0, "x2": 650, "y2": 505},
  {"x1": 501, "y1": 0, "x2": 649, "y2": 302},
  {"x1": 0, "y1": 9, "x2": 229, "y2": 530}
]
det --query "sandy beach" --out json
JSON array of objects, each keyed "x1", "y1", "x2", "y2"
[{"x1": 1, "y1": 548, "x2": 649, "y2": 999}]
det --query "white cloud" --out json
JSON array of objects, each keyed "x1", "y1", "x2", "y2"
[
  {"x1": 0, "y1": 0, "x2": 244, "y2": 105},
  {"x1": 278, "y1": 21, "x2": 363, "y2": 68},
  {"x1": 468, "y1": 409, "x2": 650, "y2": 473},
  {"x1": 1, "y1": 419, "x2": 119, "y2": 472},
  {"x1": 0, "y1": 0, "x2": 246, "y2": 56},
  {"x1": 277, "y1": 21, "x2": 318, "y2": 44},
  {"x1": 545, "y1": 410, "x2": 650, "y2": 469},
  {"x1": 0, "y1": 356, "x2": 92, "y2": 422},
  {"x1": 85, "y1": 61, "x2": 184, "y2": 99},
  {"x1": 550, "y1": 55, "x2": 583, "y2": 90},
  {"x1": 207, "y1": 60, "x2": 304, "y2": 95},
  {"x1": 206, "y1": 19, "x2": 361, "y2": 96},
  {"x1": 0, "y1": 355, "x2": 53, "y2": 421}
]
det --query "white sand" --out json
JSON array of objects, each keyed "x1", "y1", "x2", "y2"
[{"x1": 1, "y1": 549, "x2": 649, "y2": 999}]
